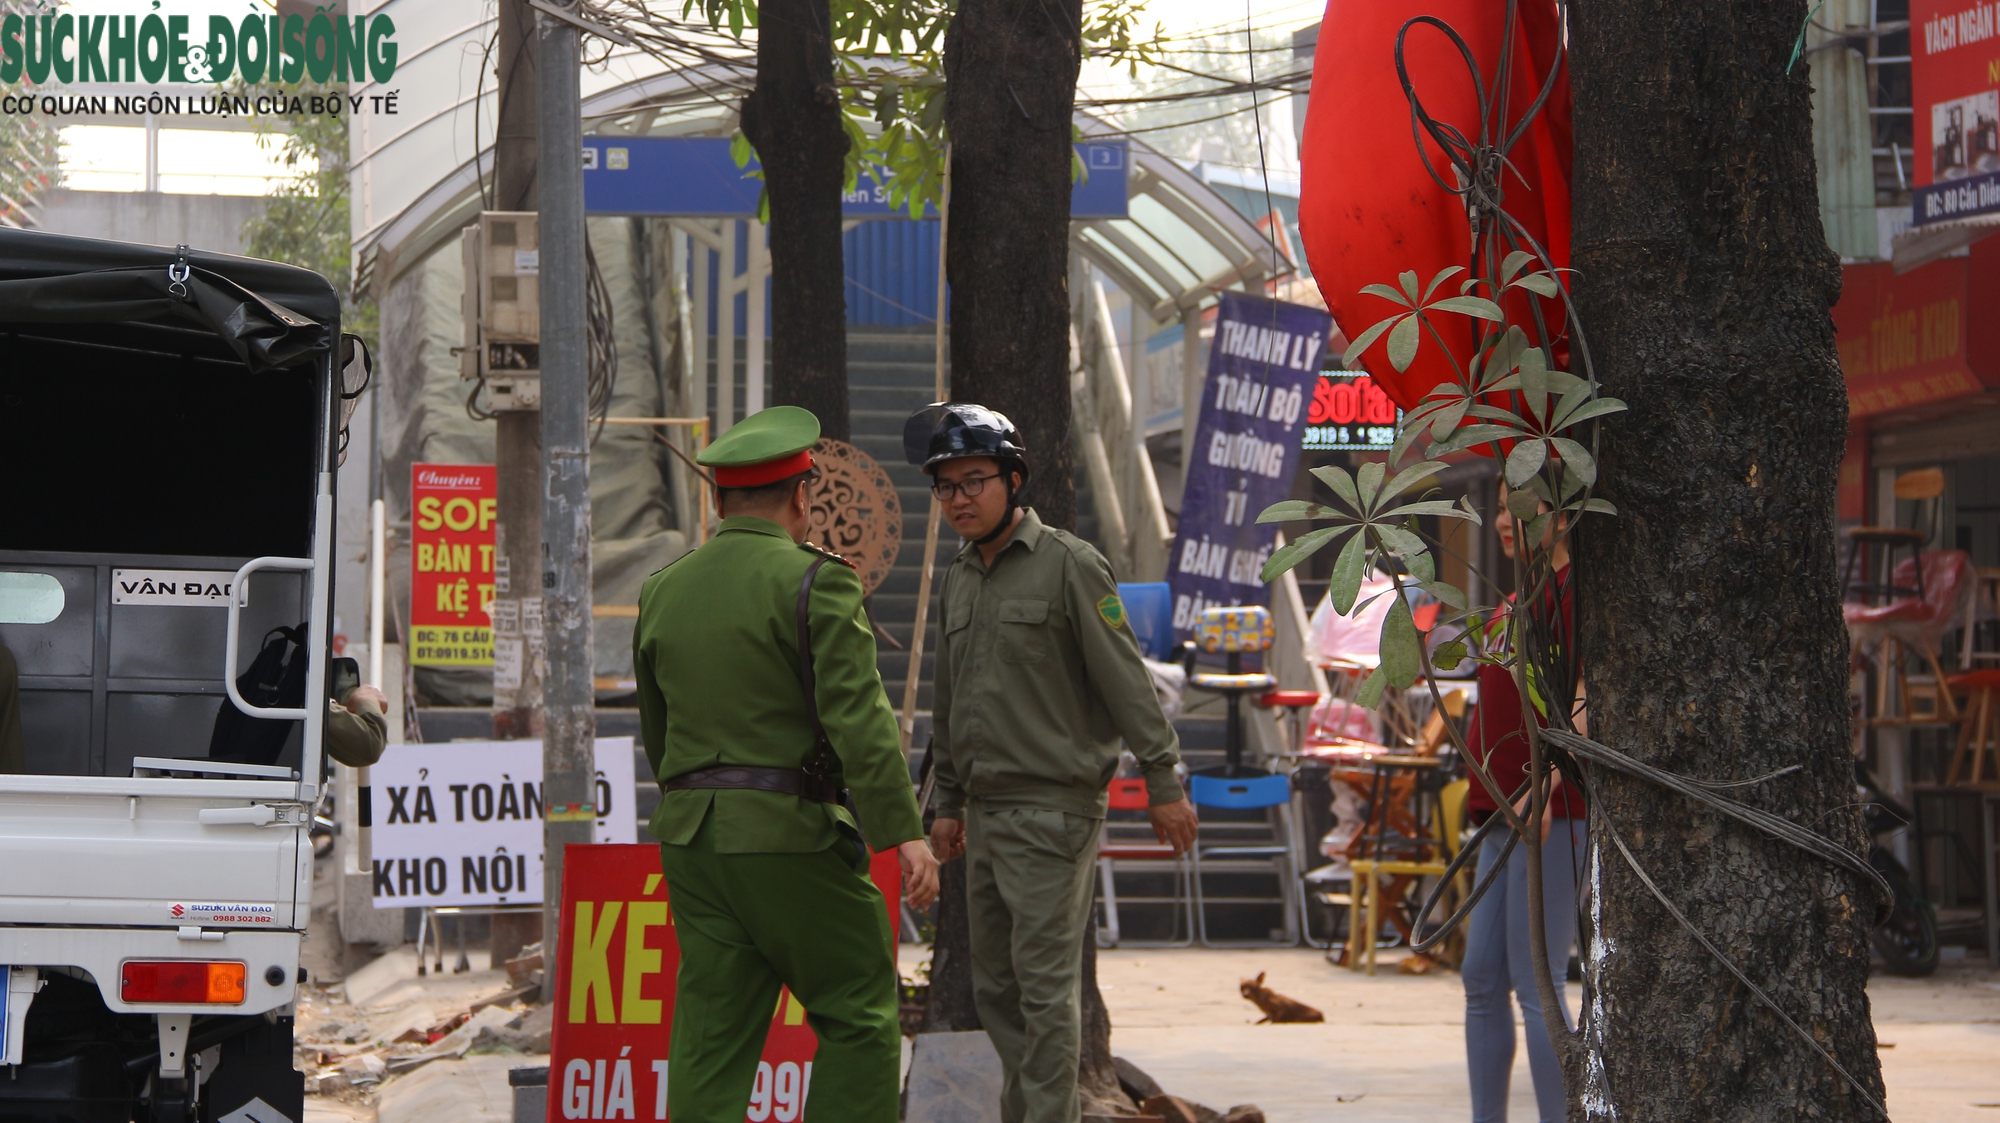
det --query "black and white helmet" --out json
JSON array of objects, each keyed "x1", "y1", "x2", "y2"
[{"x1": 902, "y1": 402, "x2": 1030, "y2": 484}]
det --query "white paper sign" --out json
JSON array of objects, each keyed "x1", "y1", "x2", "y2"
[
  {"x1": 367, "y1": 737, "x2": 638, "y2": 908},
  {"x1": 111, "y1": 569, "x2": 235, "y2": 607}
]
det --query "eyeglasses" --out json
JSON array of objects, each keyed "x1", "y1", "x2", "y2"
[{"x1": 931, "y1": 474, "x2": 1003, "y2": 501}]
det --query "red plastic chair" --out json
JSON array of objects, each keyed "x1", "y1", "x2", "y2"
[
  {"x1": 1095, "y1": 778, "x2": 1192, "y2": 947},
  {"x1": 1846, "y1": 550, "x2": 1975, "y2": 723}
]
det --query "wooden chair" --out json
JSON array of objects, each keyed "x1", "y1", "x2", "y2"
[
  {"x1": 1332, "y1": 690, "x2": 1468, "y2": 971},
  {"x1": 1945, "y1": 670, "x2": 2000, "y2": 786},
  {"x1": 1345, "y1": 757, "x2": 1457, "y2": 975},
  {"x1": 1843, "y1": 468, "x2": 1944, "y2": 604}
]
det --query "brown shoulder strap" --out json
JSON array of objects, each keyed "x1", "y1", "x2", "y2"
[{"x1": 796, "y1": 557, "x2": 838, "y2": 776}]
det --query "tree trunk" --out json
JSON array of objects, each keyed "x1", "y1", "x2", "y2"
[
  {"x1": 943, "y1": 0, "x2": 1079, "y2": 529},
  {"x1": 918, "y1": 860, "x2": 982, "y2": 1033},
  {"x1": 740, "y1": 0, "x2": 851, "y2": 441},
  {"x1": 1569, "y1": 0, "x2": 1884, "y2": 1118}
]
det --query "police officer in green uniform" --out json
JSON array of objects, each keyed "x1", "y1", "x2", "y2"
[
  {"x1": 909, "y1": 404, "x2": 1199, "y2": 1123},
  {"x1": 634, "y1": 405, "x2": 939, "y2": 1123}
]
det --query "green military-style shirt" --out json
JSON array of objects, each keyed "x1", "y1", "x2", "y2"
[
  {"x1": 930, "y1": 509, "x2": 1184, "y2": 819},
  {"x1": 634, "y1": 516, "x2": 925, "y2": 854}
]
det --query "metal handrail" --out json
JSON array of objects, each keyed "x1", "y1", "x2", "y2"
[{"x1": 223, "y1": 555, "x2": 315, "y2": 721}]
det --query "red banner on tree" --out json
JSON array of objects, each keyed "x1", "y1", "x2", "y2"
[
  {"x1": 410, "y1": 463, "x2": 497, "y2": 666},
  {"x1": 547, "y1": 843, "x2": 901, "y2": 1121}
]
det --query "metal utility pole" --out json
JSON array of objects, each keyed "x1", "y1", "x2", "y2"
[
  {"x1": 493, "y1": 0, "x2": 543, "y2": 744},
  {"x1": 489, "y1": 0, "x2": 544, "y2": 968},
  {"x1": 537, "y1": 0, "x2": 596, "y2": 1001}
]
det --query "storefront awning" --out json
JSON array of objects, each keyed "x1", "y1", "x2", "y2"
[{"x1": 1891, "y1": 212, "x2": 2000, "y2": 274}]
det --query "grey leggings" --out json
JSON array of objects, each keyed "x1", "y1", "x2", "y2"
[{"x1": 1462, "y1": 819, "x2": 1583, "y2": 1123}]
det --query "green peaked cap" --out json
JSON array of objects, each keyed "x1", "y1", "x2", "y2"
[{"x1": 697, "y1": 405, "x2": 822, "y2": 467}]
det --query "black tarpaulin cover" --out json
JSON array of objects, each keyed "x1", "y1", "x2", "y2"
[{"x1": 0, "y1": 227, "x2": 335, "y2": 372}]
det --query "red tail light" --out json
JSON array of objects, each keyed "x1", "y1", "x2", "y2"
[{"x1": 120, "y1": 961, "x2": 247, "y2": 1004}]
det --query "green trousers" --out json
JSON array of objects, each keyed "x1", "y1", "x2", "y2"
[
  {"x1": 965, "y1": 803, "x2": 1103, "y2": 1123},
  {"x1": 658, "y1": 814, "x2": 902, "y2": 1123}
]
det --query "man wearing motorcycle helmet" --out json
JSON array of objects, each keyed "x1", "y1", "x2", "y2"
[{"x1": 906, "y1": 403, "x2": 1198, "y2": 1123}]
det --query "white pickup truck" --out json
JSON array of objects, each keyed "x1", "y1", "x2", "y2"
[{"x1": 0, "y1": 229, "x2": 354, "y2": 1122}]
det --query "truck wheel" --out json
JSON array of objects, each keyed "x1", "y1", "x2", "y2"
[{"x1": 200, "y1": 1016, "x2": 304, "y2": 1123}]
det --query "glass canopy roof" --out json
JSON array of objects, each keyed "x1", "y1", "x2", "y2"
[{"x1": 354, "y1": 58, "x2": 1282, "y2": 321}]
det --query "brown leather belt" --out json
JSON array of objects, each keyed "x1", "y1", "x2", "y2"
[{"x1": 661, "y1": 764, "x2": 842, "y2": 805}]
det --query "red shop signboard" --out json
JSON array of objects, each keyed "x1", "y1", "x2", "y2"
[
  {"x1": 547, "y1": 843, "x2": 900, "y2": 1121},
  {"x1": 1834, "y1": 258, "x2": 1985, "y2": 418},
  {"x1": 409, "y1": 463, "x2": 497, "y2": 666}
]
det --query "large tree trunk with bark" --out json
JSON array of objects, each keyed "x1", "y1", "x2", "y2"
[
  {"x1": 943, "y1": 0, "x2": 1079, "y2": 528},
  {"x1": 740, "y1": 0, "x2": 850, "y2": 440},
  {"x1": 1569, "y1": 0, "x2": 1884, "y2": 1117},
  {"x1": 926, "y1": 3, "x2": 1124, "y2": 1107}
]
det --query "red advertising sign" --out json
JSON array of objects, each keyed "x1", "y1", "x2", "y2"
[
  {"x1": 1912, "y1": 0, "x2": 2000, "y2": 222},
  {"x1": 410, "y1": 463, "x2": 497, "y2": 666},
  {"x1": 1833, "y1": 259, "x2": 1983, "y2": 417},
  {"x1": 1302, "y1": 371, "x2": 1402, "y2": 451},
  {"x1": 548, "y1": 843, "x2": 902, "y2": 1121}
]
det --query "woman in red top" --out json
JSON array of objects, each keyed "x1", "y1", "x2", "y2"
[{"x1": 1461, "y1": 483, "x2": 1586, "y2": 1123}]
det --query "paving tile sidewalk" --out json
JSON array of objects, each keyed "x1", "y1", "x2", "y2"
[{"x1": 1095, "y1": 947, "x2": 2000, "y2": 1122}]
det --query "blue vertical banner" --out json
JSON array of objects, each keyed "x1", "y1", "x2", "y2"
[{"x1": 1168, "y1": 292, "x2": 1333, "y2": 640}]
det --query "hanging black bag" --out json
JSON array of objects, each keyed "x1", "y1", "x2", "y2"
[{"x1": 208, "y1": 624, "x2": 309, "y2": 765}]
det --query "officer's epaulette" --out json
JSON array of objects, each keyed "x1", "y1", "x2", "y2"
[{"x1": 800, "y1": 541, "x2": 858, "y2": 570}]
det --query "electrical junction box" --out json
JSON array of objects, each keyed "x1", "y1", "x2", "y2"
[{"x1": 460, "y1": 211, "x2": 541, "y2": 410}]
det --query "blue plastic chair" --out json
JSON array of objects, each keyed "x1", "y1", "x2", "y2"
[
  {"x1": 1188, "y1": 770, "x2": 1301, "y2": 947},
  {"x1": 1116, "y1": 582, "x2": 1173, "y2": 661}
]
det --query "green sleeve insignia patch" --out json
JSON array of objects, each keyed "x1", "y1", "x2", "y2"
[{"x1": 1096, "y1": 594, "x2": 1127, "y2": 629}]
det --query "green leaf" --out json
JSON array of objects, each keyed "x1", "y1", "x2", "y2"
[
  {"x1": 1406, "y1": 550, "x2": 1436, "y2": 583},
  {"x1": 1373, "y1": 523, "x2": 1427, "y2": 559},
  {"x1": 1376, "y1": 499, "x2": 1472, "y2": 521},
  {"x1": 1380, "y1": 460, "x2": 1449, "y2": 503},
  {"x1": 1422, "y1": 580, "x2": 1468, "y2": 609},
  {"x1": 1518, "y1": 361, "x2": 1550, "y2": 427},
  {"x1": 1260, "y1": 526, "x2": 1344, "y2": 584},
  {"x1": 730, "y1": 130, "x2": 755, "y2": 168},
  {"x1": 1458, "y1": 494, "x2": 1484, "y2": 525},
  {"x1": 1380, "y1": 596, "x2": 1421, "y2": 690},
  {"x1": 920, "y1": 89, "x2": 948, "y2": 131},
  {"x1": 1256, "y1": 500, "x2": 1342, "y2": 524},
  {"x1": 1524, "y1": 512, "x2": 1554, "y2": 549},
  {"x1": 1432, "y1": 638, "x2": 1468, "y2": 671},
  {"x1": 1583, "y1": 497, "x2": 1619, "y2": 516},
  {"x1": 1554, "y1": 396, "x2": 1629, "y2": 429},
  {"x1": 1353, "y1": 667, "x2": 1389, "y2": 710},
  {"x1": 1345, "y1": 314, "x2": 1403, "y2": 363},
  {"x1": 1386, "y1": 315, "x2": 1421, "y2": 372},
  {"x1": 1430, "y1": 397, "x2": 1470, "y2": 440},
  {"x1": 1359, "y1": 283, "x2": 1412, "y2": 308},
  {"x1": 1509, "y1": 273, "x2": 1562, "y2": 298},
  {"x1": 1328, "y1": 530, "x2": 1369, "y2": 614},
  {"x1": 1397, "y1": 269, "x2": 1421, "y2": 302},
  {"x1": 1506, "y1": 489, "x2": 1542, "y2": 522},
  {"x1": 1422, "y1": 265, "x2": 1467, "y2": 300},
  {"x1": 1433, "y1": 424, "x2": 1520, "y2": 456},
  {"x1": 1356, "y1": 461, "x2": 1387, "y2": 508},
  {"x1": 1500, "y1": 250, "x2": 1536, "y2": 284},
  {"x1": 1310, "y1": 465, "x2": 1361, "y2": 511},
  {"x1": 1505, "y1": 438, "x2": 1548, "y2": 488},
  {"x1": 1549, "y1": 437, "x2": 1596, "y2": 487},
  {"x1": 1391, "y1": 420, "x2": 1427, "y2": 466},
  {"x1": 1425, "y1": 295, "x2": 1504, "y2": 321}
]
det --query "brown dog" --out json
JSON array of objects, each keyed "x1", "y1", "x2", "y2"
[{"x1": 1238, "y1": 972, "x2": 1324, "y2": 1023}]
